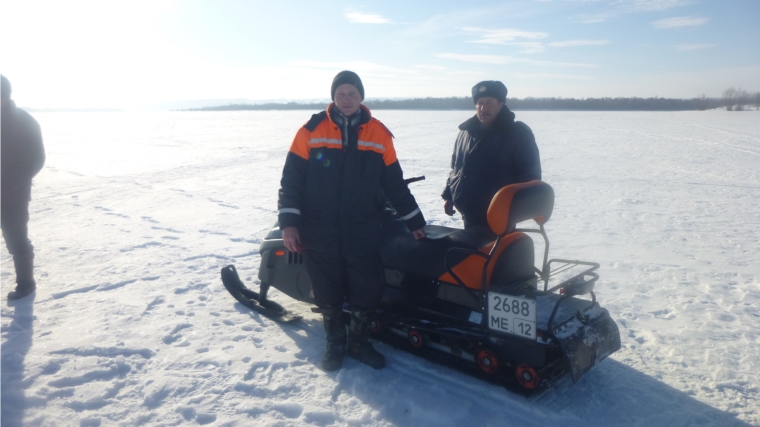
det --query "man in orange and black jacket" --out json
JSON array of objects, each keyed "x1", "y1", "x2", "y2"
[{"x1": 278, "y1": 71, "x2": 426, "y2": 371}]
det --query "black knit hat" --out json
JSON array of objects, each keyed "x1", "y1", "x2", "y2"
[
  {"x1": 0, "y1": 75, "x2": 10, "y2": 100},
  {"x1": 472, "y1": 80, "x2": 507, "y2": 104},
  {"x1": 331, "y1": 71, "x2": 364, "y2": 100}
]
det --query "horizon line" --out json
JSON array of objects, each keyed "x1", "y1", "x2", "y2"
[{"x1": 21, "y1": 94, "x2": 743, "y2": 112}]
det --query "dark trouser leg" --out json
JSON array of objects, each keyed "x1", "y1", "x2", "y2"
[
  {"x1": 462, "y1": 213, "x2": 487, "y2": 230},
  {"x1": 303, "y1": 251, "x2": 346, "y2": 309},
  {"x1": 344, "y1": 255, "x2": 386, "y2": 369},
  {"x1": 303, "y1": 251, "x2": 347, "y2": 370},
  {"x1": 344, "y1": 255, "x2": 384, "y2": 310},
  {"x1": 1, "y1": 199, "x2": 36, "y2": 299},
  {"x1": 12, "y1": 252, "x2": 35, "y2": 288}
]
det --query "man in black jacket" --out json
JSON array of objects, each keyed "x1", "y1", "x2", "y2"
[
  {"x1": 1, "y1": 75, "x2": 46, "y2": 301},
  {"x1": 278, "y1": 71, "x2": 425, "y2": 371},
  {"x1": 442, "y1": 80, "x2": 541, "y2": 229}
]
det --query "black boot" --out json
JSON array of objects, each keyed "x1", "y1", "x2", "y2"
[
  {"x1": 321, "y1": 307, "x2": 347, "y2": 371},
  {"x1": 347, "y1": 309, "x2": 385, "y2": 369},
  {"x1": 8, "y1": 252, "x2": 36, "y2": 300}
]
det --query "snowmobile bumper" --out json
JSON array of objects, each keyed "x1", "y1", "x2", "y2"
[{"x1": 552, "y1": 305, "x2": 620, "y2": 383}]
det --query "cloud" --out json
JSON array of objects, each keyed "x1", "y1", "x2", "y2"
[
  {"x1": 435, "y1": 53, "x2": 597, "y2": 68},
  {"x1": 512, "y1": 73, "x2": 596, "y2": 81},
  {"x1": 413, "y1": 64, "x2": 448, "y2": 71},
  {"x1": 675, "y1": 43, "x2": 715, "y2": 51},
  {"x1": 289, "y1": 60, "x2": 412, "y2": 75},
  {"x1": 435, "y1": 53, "x2": 508, "y2": 64},
  {"x1": 577, "y1": 0, "x2": 688, "y2": 23},
  {"x1": 549, "y1": 39, "x2": 611, "y2": 47},
  {"x1": 345, "y1": 10, "x2": 392, "y2": 24},
  {"x1": 578, "y1": 14, "x2": 612, "y2": 24},
  {"x1": 509, "y1": 42, "x2": 547, "y2": 54},
  {"x1": 627, "y1": 0, "x2": 689, "y2": 11},
  {"x1": 652, "y1": 16, "x2": 708, "y2": 29},
  {"x1": 462, "y1": 27, "x2": 549, "y2": 44}
]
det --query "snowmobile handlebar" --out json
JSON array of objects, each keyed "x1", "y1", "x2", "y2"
[{"x1": 404, "y1": 175, "x2": 425, "y2": 185}]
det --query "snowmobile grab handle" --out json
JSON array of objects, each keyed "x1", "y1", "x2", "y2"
[{"x1": 379, "y1": 176, "x2": 425, "y2": 215}]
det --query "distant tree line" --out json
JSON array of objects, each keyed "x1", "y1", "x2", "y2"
[
  {"x1": 721, "y1": 87, "x2": 760, "y2": 111},
  {"x1": 190, "y1": 93, "x2": 758, "y2": 112},
  {"x1": 504, "y1": 97, "x2": 723, "y2": 111}
]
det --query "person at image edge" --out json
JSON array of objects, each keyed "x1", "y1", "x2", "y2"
[{"x1": 1, "y1": 74, "x2": 46, "y2": 301}]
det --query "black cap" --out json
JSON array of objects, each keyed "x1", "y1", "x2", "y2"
[
  {"x1": 1, "y1": 75, "x2": 10, "y2": 100},
  {"x1": 331, "y1": 71, "x2": 364, "y2": 101},
  {"x1": 472, "y1": 80, "x2": 507, "y2": 104}
]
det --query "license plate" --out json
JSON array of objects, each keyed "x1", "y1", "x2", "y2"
[{"x1": 488, "y1": 292, "x2": 537, "y2": 340}]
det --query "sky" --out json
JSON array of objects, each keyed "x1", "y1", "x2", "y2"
[{"x1": 1, "y1": 0, "x2": 759, "y2": 109}]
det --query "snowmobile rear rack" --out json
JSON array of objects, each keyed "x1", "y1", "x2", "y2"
[
  {"x1": 542, "y1": 259, "x2": 600, "y2": 293},
  {"x1": 514, "y1": 224, "x2": 600, "y2": 293}
]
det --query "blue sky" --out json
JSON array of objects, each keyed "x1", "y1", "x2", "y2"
[{"x1": 1, "y1": 0, "x2": 758, "y2": 109}]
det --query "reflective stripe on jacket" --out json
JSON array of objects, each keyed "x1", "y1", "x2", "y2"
[{"x1": 278, "y1": 104, "x2": 425, "y2": 256}]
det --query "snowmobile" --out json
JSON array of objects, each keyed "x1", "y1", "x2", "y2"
[{"x1": 221, "y1": 179, "x2": 621, "y2": 392}]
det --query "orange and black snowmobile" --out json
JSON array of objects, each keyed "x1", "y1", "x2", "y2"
[{"x1": 221, "y1": 179, "x2": 621, "y2": 392}]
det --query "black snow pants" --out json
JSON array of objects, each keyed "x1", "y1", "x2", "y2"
[
  {"x1": 1, "y1": 197, "x2": 35, "y2": 287},
  {"x1": 303, "y1": 251, "x2": 384, "y2": 310}
]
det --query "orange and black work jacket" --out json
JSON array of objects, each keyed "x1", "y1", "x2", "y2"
[{"x1": 278, "y1": 104, "x2": 425, "y2": 256}]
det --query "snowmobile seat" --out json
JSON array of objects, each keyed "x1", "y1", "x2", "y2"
[
  {"x1": 381, "y1": 181, "x2": 554, "y2": 293},
  {"x1": 437, "y1": 180, "x2": 555, "y2": 291},
  {"x1": 380, "y1": 221, "x2": 497, "y2": 280}
]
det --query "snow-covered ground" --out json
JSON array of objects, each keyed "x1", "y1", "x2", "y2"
[{"x1": 2, "y1": 109, "x2": 759, "y2": 427}]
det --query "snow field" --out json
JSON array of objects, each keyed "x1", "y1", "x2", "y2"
[{"x1": 2, "y1": 109, "x2": 758, "y2": 426}]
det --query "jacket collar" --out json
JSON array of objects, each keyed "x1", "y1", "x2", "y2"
[
  {"x1": 458, "y1": 105, "x2": 516, "y2": 133},
  {"x1": 326, "y1": 103, "x2": 371, "y2": 126}
]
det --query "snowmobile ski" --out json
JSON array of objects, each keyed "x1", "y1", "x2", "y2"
[{"x1": 221, "y1": 264, "x2": 302, "y2": 323}]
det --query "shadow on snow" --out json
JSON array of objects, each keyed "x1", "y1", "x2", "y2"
[{"x1": 239, "y1": 301, "x2": 752, "y2": 427}]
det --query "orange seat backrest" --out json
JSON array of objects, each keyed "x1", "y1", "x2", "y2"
[{"x1": 487, "y1": 181, "x2": 554, "y2": 236}]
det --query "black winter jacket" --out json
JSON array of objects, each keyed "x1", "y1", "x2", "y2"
[
  {"x1": 278, "y1": 104, "x2": 425, "y2": 256},
  {"x1": 1, "y1": 101, "x2": 45, "y2": 203},
  {"x1": 442, "y1": 106, "x2": 541, "y2": 228}
]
